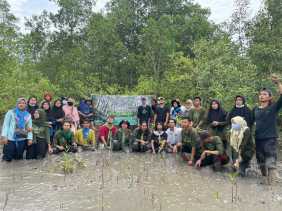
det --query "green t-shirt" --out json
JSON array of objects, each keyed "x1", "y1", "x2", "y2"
[
  {"x1": 181, "y1": 128, "x2": 199, "y2": 148},
  {"x1": 189, "y1": 108, "x2": 206, "y2": 128},
  {"x1": 54, "y1": 130, "x2": 74, "y2": 147},
  {"x1": 202, "y1": 136, "x2": 224, "y2": 155}
]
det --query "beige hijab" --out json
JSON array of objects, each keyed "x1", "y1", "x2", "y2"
[{"x1": 230, "y1": 116, "x2": 248, "y2": 153}]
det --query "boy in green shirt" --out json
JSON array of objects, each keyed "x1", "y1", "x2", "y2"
[
  {"x1": 53, "y1": 121, "x2": 77, "y2": 154},
  {"x1": 195, "y1": 132, "x2": 229, "y2": 171},
  {"x1": 176, "y1": 117, "x2": 200, "y2": 165}
]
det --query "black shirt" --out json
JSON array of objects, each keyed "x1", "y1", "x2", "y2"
[
  {"x1": 137, "y1": 105, "x2": 153, "y2": 124},
  {"x1": 253, "y1": 95, "x2": 282, "y2": 140},
  {"x1": 155, "y1": 106, "x2": 170, "y2": 124}
]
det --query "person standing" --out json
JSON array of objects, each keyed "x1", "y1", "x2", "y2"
[
  {"x1": 51, "y1": 99, "x2": 65, "y2": 132},
  {"x1": 27, "y1": 96, "x2": 39, "y2": 119},
  {"x1": 154, "y1": 97, "x2": 170, "y2": 128},
  {"x1": 227, "y1": 95, "x2": 253, "y2": 127},
  {"x1": 63, "y1": 98, "x2": 80, "y2": 133},
  {"x1": 205, "y1": 100, "x2": 227, "y2": 140},
  {"x1": 26, "y1": 109, "x2": 52, "y2": 159},
  {"x1": 137, "y1": 97, "x2": 153, "y2": 126},
  {"x1": 181, "y1": 99, "x2": 194, "y2": 117},
  {"x1": 189, "y1": 97, "x2": 206, "y2": 129},
  {"x1": 1, "y1": 98, "x2": 33, "y2": 161},
  {"x1": 253, "y1": 75, "x2": 282, "y2": 184}
]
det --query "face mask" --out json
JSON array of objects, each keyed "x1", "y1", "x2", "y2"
[
  {"x1": 232, "y1": 123, "x2": 241, "y2": 131},
  {"x1": 68, "y1": 102, "x2": 74, "y2": 106}
]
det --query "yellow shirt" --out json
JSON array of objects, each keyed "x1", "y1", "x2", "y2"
[{"x1": 75, "y1": 129, "x2": 96, "y2": 146}]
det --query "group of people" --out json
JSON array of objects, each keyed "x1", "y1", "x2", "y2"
[{"x1": 1, "y1": 76, "x2": 282, "y2": 185}]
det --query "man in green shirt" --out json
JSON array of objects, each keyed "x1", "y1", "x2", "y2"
[
  {"x1": 176, "y1": 117, "x2": 200, "y2": 166},
  {"x1": 195, "y1": 132, "x2": 229, "y2": 171},
  {"x1": 189, "y1": 97, "x2": 206, "y2": 129},
  {"x1": 53, "y1": 121, "x2": 78, "y2": 154}
]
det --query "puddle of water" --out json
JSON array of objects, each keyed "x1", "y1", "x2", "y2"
[{"x1": 0, "y1": 150, "x2": 282, "y2": 211}]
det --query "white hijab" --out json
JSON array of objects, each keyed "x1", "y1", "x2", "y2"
[{"x1": 230, "y1": 116, "x2": 248, "y2": 153}]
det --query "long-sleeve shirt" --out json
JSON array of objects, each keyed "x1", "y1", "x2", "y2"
[
  {"x1": 63, "y1": 105, "x2": 80, "y2": 123},
  {"x1": 253, "y1": 95, "x2": 282, "y2": 140},
  {"x1": 1, "y1": 110, "x2": 32, "y2": 141}
]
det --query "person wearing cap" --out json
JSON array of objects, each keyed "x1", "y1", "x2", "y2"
[
  {"x1": 151, "y1": 122, "x2": 167, "y2": 154},
  {"x1": 75, "y1": 119, "x2": 96, "y2": 151},
  {"x1": 154, "y1": 97, "x2": 170, "y2": 128},
  {"x1": 98, "y1": 116, "x2": 118, "y2": 149},
  {"x1": 137, "y1": 97, "x2": 153, "y2": 126},
  {"x1": 63, "y1": 98, "x2": 80, "y2": 133},
  {"x1": 1, "y1": 98, "x2": 33, "y2": 161},
  {"x1": 253, "y1": 75, "x2": 282, "y2": 184},
  {"x1": 226, "y1": 95, "x2": 253, "y2": 127},
  {"x1": 195, "y1": 132, "x2": 229, "y2": 171},
  {"x1": 132, "y1": 121, "x2": 152, "y2": 152},
  {"x1": 176, "y1": 117, "x2": 200, "y2": 165},
  {"x1": 188, "y1": 97, "x2": 206, "y2": 129},
  {"x1": 227, "y1": 116, "x2": 254, "y2": 176},
  {"x1": 166, "y1": 119, "x2": 182, "y2": 153},
  {"x1": 112, "y1": 120, "x2": 132, "y2": 152}
]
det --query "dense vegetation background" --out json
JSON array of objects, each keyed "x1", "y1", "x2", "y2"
[{"x1": 0, "y1": 0, "x2": 282, "y2": 114}]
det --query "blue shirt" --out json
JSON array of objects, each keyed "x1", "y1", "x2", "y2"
[{"x1": 1, "y1": 109, "x2": 33, "y2": 141}]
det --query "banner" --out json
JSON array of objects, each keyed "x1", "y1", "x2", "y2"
[{"x1": 92, "y1": 95, "x2": 153, "y2": 125}]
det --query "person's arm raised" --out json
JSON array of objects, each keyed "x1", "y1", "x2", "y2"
[{"x1": 271, "y1": 75, "x2": 282, "y2": 111}]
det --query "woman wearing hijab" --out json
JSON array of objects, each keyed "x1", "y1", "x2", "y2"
[
  {"x1": 228, "y1": 116, "x2": 254, "y2": 176},
  {"x1": 41, "y1": 101, "x2": 56, "y2": 142},
  {"x1": 27, "y1": 96, "x2": 39, "y2": 119},
  {"x1": 227, "y1": 95, "x2": 253, "y2": 127},
  {"x1": 63, "y1": 98, "x2": 80, "y2": 133},
  {"x1": 112, "y1": 120, "x2": 132, "y2": 152},
  {"x1": 204, "y1": 100, "x2": 227, "y2": 141},
  {"x1": 170, "y1": 99, "x2": 182, "y2": 120},
  {"x1": 1, "y1": 98, "x2": 33, "y2": 161},
  {"x1": 26, "y1": 109, "x2": 53, "y2": 159},
  {"x1": 51, "y1": 99, "x2": 65, "y2": 131}
]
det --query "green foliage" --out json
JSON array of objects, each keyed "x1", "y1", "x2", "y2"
[
  {"x1": 247, "y1": 0, "x2": 282, "y2": 77},
  {"x1": 0, "y1": 0, "x2": 281, "y2": 114},
  {"x1": 0, "y1": 63, "x2": 57, "y2": 114}
]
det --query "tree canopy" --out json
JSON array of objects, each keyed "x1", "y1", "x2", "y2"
[{"x1": 0, "y1": 0, "x2": 281, "y2": 113}]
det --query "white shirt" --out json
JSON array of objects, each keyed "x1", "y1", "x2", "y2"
[{"x1": 166, "y1": 127, "x2": 182, "y2": 145}]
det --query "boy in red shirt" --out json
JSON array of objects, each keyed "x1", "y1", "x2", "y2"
[{"x1": 98, "y1": 116, "x2": 118, "y2": 149}]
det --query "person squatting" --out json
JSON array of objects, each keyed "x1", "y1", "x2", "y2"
[{"x1": 1, "y1": 75, "x2": 282, "y2": 185}]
